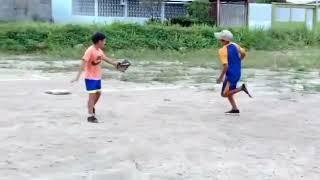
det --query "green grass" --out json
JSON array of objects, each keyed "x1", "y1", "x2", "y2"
[
  {"x1": 114, "y1": 48, "x2": 320, "y2": 70},
  {"x1": 1, "y1": 22, "x2": 320, "y2": 53},
  {"x1": 317, "y1": 23, "x2": 320, "y2": 31},
  {"x1": 272, "y1": 22, "x2": 306, "y2": 30},
  {"x1": 1, "y1": 22, "x2": 320, "y2": 72},
  {"x1": 1, "y1": 47, "x2": 320, "y2": 70}
]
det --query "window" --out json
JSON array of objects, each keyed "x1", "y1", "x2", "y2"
[
  {"x1": 72, "y1": 0, "x2": 95, "y2": 16},
  {"x1": 128, "y1": 0, "x2": 161, "y2": 18},
  {"x1": 120, "y1": 0, "x2": 126, "y2": 5},
  {"x1": 165, "y1": 4, "x2": 187, "y2": 19},
  {"x1": 98, "y1": 0, "x2": 124, "y2": 17}
]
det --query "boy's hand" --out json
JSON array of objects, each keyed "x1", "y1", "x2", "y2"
[
  {"x1": 216, "y1": 77, "x2": 223, "y2": 84},
  {"x1": 71, "y1": 78, "x2": 79, "y2": 83}
]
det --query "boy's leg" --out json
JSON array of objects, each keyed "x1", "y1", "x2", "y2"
[
  {"x1": 93, "y1": 91, "x2": 101, "y2": 114},
  {"x1": 221, "y1": 80, "x2": 240, "y2": 113},
  {"x1": 221, "y1": 80, "x2": 240, "y2": 97},
  {"x1": 228, "y1": 87, "x2": 242, "y2": 96},
  {"x1": 94, "y1": 91, "x2": 101, "y2": 106},
  {"x1": 93, "y1": 80, "x2": 102, "y2": 114},
  {"x1": 227, "y1": 84, "x2": 252, "y2": 98},
  {"x1": 87, "y1": 93, "x2": 99, "y2": 123},
  {"x1": 88, "y1": 93, "x2": 96, "y2": 115},
  {"x1": 227, "y1": 95, "x2": 238, "y2": 110}
]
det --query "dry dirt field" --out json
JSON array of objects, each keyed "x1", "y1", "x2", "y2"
[{"x1": 0, "y1": 58, "x2": 319, "y2": 180}]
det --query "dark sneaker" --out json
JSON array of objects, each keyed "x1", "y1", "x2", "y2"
[
  {"x1": 87, "y1": 116, "x2": 98, "y2": 123},
  {"x1": 225, "y1": 109, "x2": 240, "y2": 115},
  {"x1": 242, "y1": 84, "x2": 252, "y2": 98}
]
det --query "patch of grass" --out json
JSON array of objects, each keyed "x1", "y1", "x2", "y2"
[
  {"x1": 272, "y1": 22, "x2": 306, "y2": 30},
  {"x1": 2, "y1": 47, "x2": 320, "y2": 70},
  {"x1": 1, "y1": 22, "x2": 320, "y2": 53},
  {"x1": 243, "y1": 48, "x2": 320, "y2": 69},
  {"x1": 303, "y1": 84, "x2": 320, "y2": 92},
  {"x1": 292, "y1": 74, "x2": 304, "y2": 80}
]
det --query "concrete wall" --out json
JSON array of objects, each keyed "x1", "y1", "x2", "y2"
[
  {"x1": 52, "y1": 0, "x2": 187, "y2": 24},
  {"x1": 52, "y1": 1, "x2": 319, "y2": 27},
  {"x1": 52, "y1": 0, "x2": 148, "y2": 24},
  {"x1": 0, "y1": 0, "x2": 15, "y2": 21},
  {"x1": 0, "y1": 0, "x2": 52, "y2": 21},
  {"x1": 249, "y1": 3, "x2": 272, "y2": 29}
]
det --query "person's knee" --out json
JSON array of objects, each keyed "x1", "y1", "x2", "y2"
[{"x1": 221, "y1": 93, "x2": 228, "y2": 98}]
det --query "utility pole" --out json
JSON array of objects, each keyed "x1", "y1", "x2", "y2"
[{"x1": 217, "y1": 0, "x2": 220, "y2": 26}]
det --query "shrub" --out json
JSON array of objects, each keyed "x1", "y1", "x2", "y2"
[
  {"x1": 186, "y1": 1, "x2": 215, "y2": 26},
  {"x1": 0, "y1": 22, "x2": 318, "y2": 52},
  {"x1": 170, "y1": 16, "x2": 196, "y2": 27}
]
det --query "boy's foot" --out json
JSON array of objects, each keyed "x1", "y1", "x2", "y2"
[
  {"x1": 87, "y1": 116, "x2": 98, "y2": 123},
  {"x1": 242, "y1": 84, "x2": 252, "y2": 98},
  {"x1": 225, "y1": 109, "x2": 240, "y2": 115}
]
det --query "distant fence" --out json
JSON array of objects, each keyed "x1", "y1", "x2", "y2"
[
  {"x1": 224, "y1": 3, "x2": 320, "y2": 30},
  {"x1": 0, "y1": 0, "x2": 52, "y2": 21},
  {"x1": 272, "y1": 3, "x2": 319, "y2": 30},
  {"x1": 219, "y1": 2, "x2": 247, "y2": 27},
  {"x1": 249, "y1": 3, "x2": 272, "y2": 29}
]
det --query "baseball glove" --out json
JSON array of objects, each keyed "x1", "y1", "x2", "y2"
[{"x1": 116, "y1": 59, "x2": 131, "y2": 72}]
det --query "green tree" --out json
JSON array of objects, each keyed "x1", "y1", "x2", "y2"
[{"x1": 186, "y1": 0, "x2": 214, "y2": 25}]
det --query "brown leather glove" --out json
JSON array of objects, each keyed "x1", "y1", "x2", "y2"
[{"x1": 116, "y1": 59, "x2": 131, "y2": 72}]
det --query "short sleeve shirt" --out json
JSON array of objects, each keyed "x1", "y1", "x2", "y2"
[
  {"x1": 218, "y1": 42, "x2": 245, "y2": 82},
  {"x1": 82, "y1": 45, "x2": 106, "y2": 80},
  {"x1": 218, "y1": 42, "x2": 245, "y2": 65}
]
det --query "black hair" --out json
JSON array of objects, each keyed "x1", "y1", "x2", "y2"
[{"x1": 92, "y1": 32, "x2": 106, "y2": 44}]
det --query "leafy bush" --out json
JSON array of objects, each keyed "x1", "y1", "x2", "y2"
[
  {"x1": 170, "y1": 16, "x2": 196, "y2": 27},
  {"x1": 0, "y1": 22, "x2": 319, "y2": 53},
  {"x1": 186, "y1": 0, "x2": 215, "y2": 26}
]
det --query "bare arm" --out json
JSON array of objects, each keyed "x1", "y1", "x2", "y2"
[
  {"x1": 239, "y1": 46, "x2": 246, "y2": 60},
  {"x1": 103, "y1": 56, "x2": 118, "y2": 67},
  {"x1": 240, "y1": 51, "x2": 246, "y2": 60},
  {"x1": 217, "y1": 64, "x2": 228, "y2": 84},
  {"x1": 71, "y1": 60, "x2": 86, "y2": 83}
]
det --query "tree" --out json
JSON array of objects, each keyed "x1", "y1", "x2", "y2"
[{"x1": 187, "y1": 0, "x2": 214, "y2": 25}]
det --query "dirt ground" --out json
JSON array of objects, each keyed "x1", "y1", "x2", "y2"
[{"x1": 0, "y1": 60, "x2": 319, "y2": 180}]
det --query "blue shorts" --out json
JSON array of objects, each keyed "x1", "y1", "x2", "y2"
[
  {"x1": 221, "y1": 79, "x2": 238, "y2": 96},
  {"x1": 85, "y1": 79, "x2": 101, "y2": 94}
]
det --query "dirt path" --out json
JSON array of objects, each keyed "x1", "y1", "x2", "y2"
[
  {"x1": 0, "y1": 56, "x2": 319, "y2": 179},
  {"x1": 0, "y1": 72, "x2": 319, "y2": 180}
]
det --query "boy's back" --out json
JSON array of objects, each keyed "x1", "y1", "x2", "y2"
[{"x1": 219, "y1": 42, "x2": 244, "y2": 83}]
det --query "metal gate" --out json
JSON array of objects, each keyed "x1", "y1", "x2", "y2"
[{"x1": 219, "y1": 3, "x2": 247, "y2": 27}]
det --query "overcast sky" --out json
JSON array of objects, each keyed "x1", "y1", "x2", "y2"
[{"x1": 286, "y1": 0, "x2": 317, "y2": 3}]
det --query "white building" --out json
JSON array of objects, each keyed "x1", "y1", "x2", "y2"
[{"x1": 52, "y1": 0, "x2": 192, "y2": 23}]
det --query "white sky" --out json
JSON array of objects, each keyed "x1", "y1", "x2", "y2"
[{"x1": 286, "y1": 0, "x2": 317, "y2": 3}]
